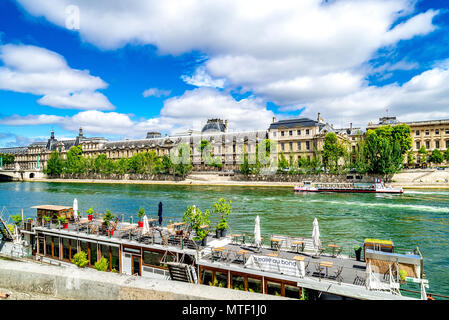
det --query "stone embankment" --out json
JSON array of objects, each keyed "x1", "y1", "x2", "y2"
[{"x1": 0, "y1": 258, "x2": 286, "y2": 300}]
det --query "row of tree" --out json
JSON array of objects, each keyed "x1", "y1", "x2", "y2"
[
  {"x1": 407, "y1": 146, "x2": 449, "y2": 166},
  {"x1": 0, "y1": 153, "x2": 15, "y2": 165},
  {"x1": 44, "y1": 145, "x2": 193, "y2": 178}
]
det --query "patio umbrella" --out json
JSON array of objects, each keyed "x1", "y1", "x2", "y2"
[
  {"x1": 73, "y1": 198, "x2": 78, "y2": 219},
  {"x1": 142, "y1": 215, "x2": 150, "y2": 236},
  {"x1": 312, "y1": 218, "x2": 321, "y2": 255},
  {"x1": 158, "y1": 201, "x2": 163, "y2": 226},
  {"x1": 254, "y1": 215, "x2": 261, "y2": 248}
]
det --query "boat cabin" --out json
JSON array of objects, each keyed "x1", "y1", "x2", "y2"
[{"x1": 32, "y1": 205, "x2": 74, "y2": 223}]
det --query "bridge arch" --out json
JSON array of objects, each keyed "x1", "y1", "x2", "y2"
[{"x1": 0, "y1": 173, "x2": 13, "y2": 181}]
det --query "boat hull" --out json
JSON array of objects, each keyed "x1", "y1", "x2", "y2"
[{"x1": 293, "y1": 187, "x2": 403, "y2": 194}]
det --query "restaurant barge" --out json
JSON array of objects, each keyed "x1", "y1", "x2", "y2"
[
  {"x1": 294, "y1": 181, "x2": 404, "y2": 194},
  {"x1": 2, "y1": 204, "x2": 432, "y2": 300}
]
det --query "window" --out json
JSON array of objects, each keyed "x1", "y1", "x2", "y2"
[
  {"x1": 80, "y1": 241, "x2": 89, "y2": 262},
  {"x1": 45, "y1": 235, "x2": 52, "y2": 257},
  {"x1": 272, "y1": 132, "x2": 277, "y2": 137},
  {"x1": 436, "y1": 129, "x2": 440, "y2": 135},
  {"x1": 446, "y1": 140, "x2": 449, "y2": 148},
  {"x1": 231, "y1": 274, "x2": 245, "y2": 291},
  {"x1": 215, "y1": 271, "x2": 228, "y2": 288},
  {"x1": 201, "y1": 269, "x2": 213, "y2": 286},
  {"x1": 281, "y1": 143, "x2": 284, "y2": 151},
  {"x1": 436, "y1": 140, "x2": 440, "y2": 149},
  {"x1": 111, "y1": 247, "x2": 120, "y2": 272},
  {"x1": 62, "y1": 238, "x2": 70, "y2": 260},
  {"x1": 426, "y1": 141, "x2": 430, "y2": 149},
  {"x1": 284, "y1": 285, "x2": 300, "y2": 299},
  {"x1": 306, "y1": 141, "x2": 310, "y2": 150},
  {"x1": 37, "y1": 236, "x2": 44, "y2": 255},
  {"x1": 297, "y1": 142, "x2": 301, "y2": 150},
  {"x1": 416, "y1": 142, "x2": 420, "y2": 149},
  {"x1": 306, "y1": 129, "x2": 310, "y2": 135},
  {"x1": 90, "y1": 243, "x2": 98, "y2": 265},
  {"x1": 143, "y1": 250, "x2": 175, "y2": 269},
  {"x1": 289, "y1": 142, "x2": 293, "y2": 151},
  {"x1": 446, "y1": 129, "x2": 449, "y2": 135},
  {"x1": 425, "y1": 130, "x2": 430, "y2": 135},
  {"x1": 297, "y1": 130, "x2": 301, "y2": 135},
  {"x1": 247, "y1": 277, "x2": 262, "y2": 293},
  {"x1": 70, "y1": 239, "x2": 77, "y2": 260},
  {"x1": 416, "y1": 130, "x2": 420, "y2": 136},
  {"x1": 289, "y1": 130, "x2": 293, "y2": 136},
  {"x1": 281, "y1": 131, "x2": 285, "y2": 137},
  {"x1": 266, "y1": 281, "x2": 282, "y2": 296}
]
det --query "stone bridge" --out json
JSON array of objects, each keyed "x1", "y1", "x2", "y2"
[{"x1": 0, "y1": 169, "x2": 46, "y2": 181}]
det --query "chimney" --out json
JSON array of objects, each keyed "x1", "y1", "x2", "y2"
[
  {"x1": 225, "y1": 119, "x2": 229, "y2": 132},
  {"x1": 317, "y1": 112, "x2": 323, "y2": 123},
  {"x1": 79, "y1": 127, "x2": 83, "y2": 137},
  {"x1": 272, "y1": 117, "x2": 277, "y2": 123},
  {"x1": 350, "y1": 123, "x2": 353, "y2": 132},
  {"x1": 50, "y1": 130, "x2": 55, "y2": 140}
]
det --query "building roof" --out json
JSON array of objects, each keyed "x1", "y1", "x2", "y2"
[
  {"x1": 269, "y1": 118, "x2": 318, "y2": 129},
  {"x1": 0, "y1": 147, "x2": 28, "y2": 154},
  {"x1": 202, "y1": 119, "x2": 226, "y2": 133},
  {"x1": 31, "y1": 205, "x2": 72, "y2": 211}
]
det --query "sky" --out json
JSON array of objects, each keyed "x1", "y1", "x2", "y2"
[{"x1": 1, "y1": 0, "x2": 449, "y2": 147}]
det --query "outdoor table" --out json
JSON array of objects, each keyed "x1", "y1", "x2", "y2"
[
  {"x1": 328, "y1": 244, "x2": 338, "y2": 256},
  {"x1": 173, "y1": 222, "x2": 186, "y2": 230},
  {"x1": 212, "y1": 247, "x2": 226, "y2": 262},
  {"x1": 270, "y1": 238, "x2": 282, "y2": 250},
  {"x1": 267, "y1": 252, "x2": 279, "y2": 257},
  {"x1": 292, "y1": 241, "x2": 304, "y2": 253},
  {"x1": 319, "y1": 261, "x2": 333, "y2": 277},
  {"x1": 230, "y1": 234, "x2": 242, "y2": 244},
  {"x1": 236, "y1": 249, "x2": 250, "y2": 263},
  {"x1": 293, "y1": 255, "x2": 305, "y2": 261}
]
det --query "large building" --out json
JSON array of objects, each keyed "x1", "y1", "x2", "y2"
[
  {"x1": 367, "y1": 116, "x2": 449, "y2": 161},
  {"x1": 0, "y1": 114, "x2": 359, "y2": 173},
  {"x1": 268, "y1": 113, "x2": 353, "y2": 163}
]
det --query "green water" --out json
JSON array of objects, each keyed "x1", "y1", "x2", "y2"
[{"x1": 1, "y1": 182, "x2": 448, "y2": 296}]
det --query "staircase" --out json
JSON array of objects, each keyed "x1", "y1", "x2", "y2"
[
  {"x1": 185, "y1": 172, "x2": 232, "y2": 183},
  {"x1": 0, "y1": 207, "x2": 14, "y2": 240}
]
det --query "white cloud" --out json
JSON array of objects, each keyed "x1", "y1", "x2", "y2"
[
  {"x1": 0, "y1": 44, "x2": 114, "y2": 110},
  {"x1": 14, "y1": 0, "x2": 444, "y2": 126},
  {"x1": 142, "y1": 88, "x2": 171, "y2": 98},
  {"x1": 0, "y1": 88, "x2": 274, "y2": 138},
  {"x1": 181, "y1": 67, "x2": 226, "y2": 88}
]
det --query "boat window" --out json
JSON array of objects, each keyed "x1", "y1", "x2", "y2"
[
  {"x1": 62, "y1": 238, "x2": 70, "y2": 260},
  {"x1": 231, "y1": 274, "x2": 245, "y2": 291},
  {"x1": 45, "y1": 235, "x2": 52, "y2": 257},
  {"x1": 285, "y1": 285, "x2": 300, "y2": 299},
  {"x1": 143, "y1": 250, "x2": 175, "y2": 269},
  {"x1": 37, "y1": 236, "x2": 44, "y2": 255},
  {"x1": 53, "y1": 237, "x2": 60, "y2": 259},
  {"x1": 201, "y1": 269, "x2": 213, "y2": 285},
  {"x1": 80, "y1": 241, "x2": 89, "y2": 262},
  {"x1": 247, "y1": 277, "x2": 262, "y2": 293},
  {"x1": 70, "y1": 239, "x2": 77, "y2": 260},
  {"x1": 215, "y1": 271, "x2": 228, "y2": 288},
  {"x1": 90, "y1": 243, "x2": 98, "y2": 265},
  {"x1": 111, "y1": 247, "x2": 120, "y2": 272},
  {"x1": 100, "y1": 244, "x2": 110, "y2": 270},
  {"x1": 266, "y1": 281, "x2": 282, "y2": 296}
]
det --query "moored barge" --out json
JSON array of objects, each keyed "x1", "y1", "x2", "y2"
[{"x1": 0, "y1": 204, "x2": 433, "y2": 300}]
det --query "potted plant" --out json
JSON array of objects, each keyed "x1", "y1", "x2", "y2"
[
  {"x1": 11, "y1": 214, "x2": 22, "y2": 226},
  {"x1": 354, "y1": 245, "x2": 362, "y2": 261},
  {"x1": 183, "y1": 205, "x2": 210, "y2": 246},
  {"x1": 24, "y1": 218, "x2": 33, "y2": 231},
  {"x1": 212, "y1": 198, "x2": 232, "y2": 238},
  {"x1": 103, "y1": 210, "x2": 115, "y2": 236},
  {"x1": 399, "y1": 270, "x2": 408, "y2": 283},
  {"x1": 86, "y1": 207, "x2": 94, "y2": 221},
  {"x1": 137, "y1": 207, "x2": 145, "y2": 227},
  {"x1": 57, "y1": 216, "x2": 68, "y2": 229},
  {"x1": 43, "y1": 215, "x2": 51, "y2": 228}
]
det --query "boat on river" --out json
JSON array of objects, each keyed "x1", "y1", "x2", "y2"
[
  {"x1": 294, "y1": 180, "x2": 404, "y2": 194},
  {"x1": 0, "y1": 204, "x2": 435, "y2": 300}
]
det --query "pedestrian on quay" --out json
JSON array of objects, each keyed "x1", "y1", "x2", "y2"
[{"x1": 158, "y1": 201, "x2": 163, "y2": 226}]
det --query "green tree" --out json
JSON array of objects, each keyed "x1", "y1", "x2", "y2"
[
  {"x1": 365, "y1": 130, "x2": 403, "y2": 175},
  {"x1": 430, "y1": 149, "x2": 444, "y2": 164},
  {"x1": 322, "y1": 132, "x2": 345, "y2": 173},
  {"x1": 406, "y1": 150, "x2": 416, "y2": 166},
  {"x1": 0, "y1": 153, "x2": 15, "y2": 165},
  {"x1": 445, "y1": 148, "x2": 449, "y2": 163},
  {"x1": 278, "y1": 152, "x2": 289, "y2": 172},
  {"x1": 418, "y1": 146, "x2": 428, "y2": 164},
  {"x1": 64, "y1": 145, "x2": 84, "y2": 174},
  {"x1": 172, "y1": 143, "x2": 193, "y2": 178},
  {"x1": 44, "y1": 150, "x2": 64, "y2": 176}
]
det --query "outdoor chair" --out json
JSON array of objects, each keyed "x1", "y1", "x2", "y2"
[
  {"x1": 304, "y1": 260, "x2": 311, "y2": 275},
  {"x1": 332, "y1": 247, "x2": 342, "y2": 258},
  {"x1": 88, "y1": 224, "x2": 98, "y2": 235},
  {"x1": 332, "y1": 265, "x2": 344, "y2": 284}
]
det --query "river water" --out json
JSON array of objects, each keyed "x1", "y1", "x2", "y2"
[{"x1": 1, "y1": 181, "x2": 448, "y2": 296}]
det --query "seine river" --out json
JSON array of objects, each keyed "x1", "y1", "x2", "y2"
[{"x1": 1, "y1": 181, "x2": 448, "y2": 297}]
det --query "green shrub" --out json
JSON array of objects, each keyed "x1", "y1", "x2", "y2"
[
  {"x1": 94, "y1": 257, "x2": 109, "y2": 271},
  {"x1": 11, "y1": 214, "x2": 22, "y2": 225},
  {"x1": 72, "y1": 251, "x2": 89, "y2": 268},
  {"x1": 399, "y1": 269, "x2": 408, "y2": 281}
]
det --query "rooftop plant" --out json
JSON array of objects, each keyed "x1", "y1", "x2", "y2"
[
  {"x1": 137, "y1": 207, "x2": 145, "y2": 220},
  {"x1": 103, "y1": 210, "x2": 115, "y2": 226},
  {"x1": 86, "y1": 207, "x2": 95, "y2": 216},
  {"x1": 212, "y1": 198, "x2": 232, "y2": 231},
  {"x1": 42, "y1": 215, "x2": 51, "y2": 222},
  {"x1": 57, "y1": 216, "x2": 67, "y2": 224},
  {"x1": 183, "y1": 205, "x2": 210, "y2": 241},
  {"x1": 11, "y1": 214, "x2": 22, "y2": 225}
]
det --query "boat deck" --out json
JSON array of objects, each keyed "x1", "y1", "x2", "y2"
[{"x1": 200, "y1": 239, "x2": 368, "y2": 288}]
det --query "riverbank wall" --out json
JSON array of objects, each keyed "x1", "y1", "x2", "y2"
[{"x1": 0, "y1": 257, "x2": 284, "y2": 300}]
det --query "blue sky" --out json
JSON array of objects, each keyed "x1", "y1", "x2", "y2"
[{"x1": 1, "y1": 0, "x2": 449, "y2": 147}]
